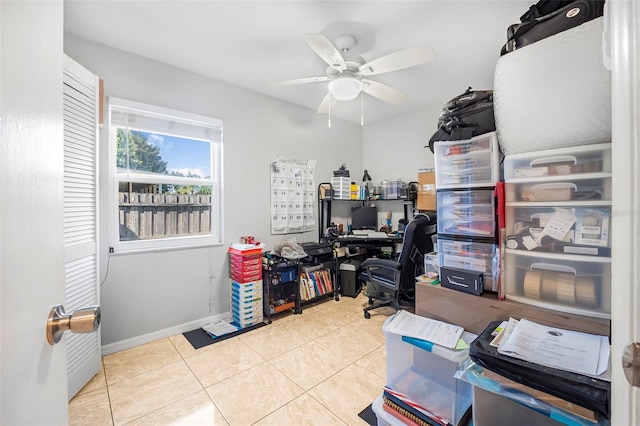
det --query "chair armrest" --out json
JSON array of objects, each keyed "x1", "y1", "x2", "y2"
[
  {"x1": 361, "y1": 258, "x2": 401, "y2": 271},
  {"x1": 361, "y1": 258, "x2": 402, "y2": 290}
]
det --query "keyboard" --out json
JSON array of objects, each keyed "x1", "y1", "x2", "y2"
[
  {"x1": 351, "y1": 229, "x2": 369, "y2": 235},
  {"x1": 367, "y1": 231, "x2": 390, "y2": 238}
]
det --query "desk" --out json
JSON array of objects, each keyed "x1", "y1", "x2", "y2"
[{"x1": 334, "y1": 235, "x2": 403, "y2": 253}]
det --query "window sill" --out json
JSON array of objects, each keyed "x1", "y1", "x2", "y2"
[{"x1": 110, "y1": 241, "x2": 224, "y2": 256}]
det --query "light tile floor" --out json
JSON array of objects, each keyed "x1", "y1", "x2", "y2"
[{"x1": 69, "y1": 293, "x2": 396, "y2": 426}]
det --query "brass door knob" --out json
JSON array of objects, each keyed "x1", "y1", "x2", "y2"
[{"x1": 46, "y1": 305, "x2": 101, "y2": 345}]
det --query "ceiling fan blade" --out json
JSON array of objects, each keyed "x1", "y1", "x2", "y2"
[
  {"x1": 358, "y1": 45, "x2": 436, "y2": 76},
  {"x1": 302, "y1": 34, "x2": 347, "y2": 71},
  {"x1": 270, "y1": 76, "x2": 330, "y2": 87},
  {"x1": 361, "y1": 79, "x2": 407, "y2": 105},
  {"x1": 317, "y1": 92, "x2": 338, "y2": 114}
]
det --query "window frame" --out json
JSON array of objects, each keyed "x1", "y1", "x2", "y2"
[{"x1": 108, "y1": 97, "x2": 224, "y2": 253}]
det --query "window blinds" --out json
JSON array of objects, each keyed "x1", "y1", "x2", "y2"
[{"x1": 110, "y1": 98, "x2": 222, "y2": 143}]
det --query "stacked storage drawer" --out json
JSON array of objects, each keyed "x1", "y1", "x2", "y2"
[
  {"x1": 503, "y1": 143, "x2": 612, "y2": 319},
  {"x1": 228, "y1": 245, "x2": 264, "y2": 327},
  {"x1": 331, "y1": 177, "x2": 351, "y2": 200},
  {"x1": 434, "y1": 132, "x2": 501, "y2": 292}
]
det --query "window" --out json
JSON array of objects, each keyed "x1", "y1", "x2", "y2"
[{"x1": 109, "y1": 98, "x2": 223, "y2": 252}]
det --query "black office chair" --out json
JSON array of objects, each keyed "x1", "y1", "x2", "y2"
[{"x1": 361, "y1": 212, "x2": 437, "y2": 319}]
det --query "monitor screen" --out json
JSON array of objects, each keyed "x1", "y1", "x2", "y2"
[{"x1": 351, "y1": 206, "x2": 378, "y2": 230}]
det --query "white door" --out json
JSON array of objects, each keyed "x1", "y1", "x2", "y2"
[
  {"x1": 608, "y1": 1, "x2": 640, "y2": 423},
  {"x1": 63, "y1": 55, "x2": 101, "y2": 399},
  {"x1": 0, "y1": 1, "x2": 69, "y2": 425}
]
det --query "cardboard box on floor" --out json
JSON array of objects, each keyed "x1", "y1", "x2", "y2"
[{"x1": 417, "y1": 171, "x2": 436, "y2": 211}]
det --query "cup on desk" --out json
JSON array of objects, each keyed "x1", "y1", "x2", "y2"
[
  {"x1": 338, "y1": 224, "x2": 344, "y2": 234},
  {"x1": 347, "y1": 224, "x2": 352, "y2": 233}
]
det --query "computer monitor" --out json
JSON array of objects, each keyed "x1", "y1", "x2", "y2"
[{"x1": 351, "y1": 206, "x2": 378, "y2": 230}]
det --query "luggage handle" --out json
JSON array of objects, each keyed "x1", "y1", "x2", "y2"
[
  {"x1": 530, "y1": 212, "x2": 553, "y2": 220},
  {"x1": 530, "y1": 155, "x2": 577, "y2": 167},
  {"x1": 530, "y1": 208, "x2": 575, "y2": 220},
  {"x1": 531, "y1": 262, "x2": 577, "y2": 275},
  {"x1": 531, "y1": 182, "x2": 578, "y2": 192}
]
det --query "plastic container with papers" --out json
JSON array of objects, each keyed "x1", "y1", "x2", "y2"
[{"x1": 382, "y1": 315, "x2": 476, "y2": 426}]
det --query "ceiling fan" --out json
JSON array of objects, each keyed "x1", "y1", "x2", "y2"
[{"x1": 272, "y1": 33, "x2": 436, "y2": 114}]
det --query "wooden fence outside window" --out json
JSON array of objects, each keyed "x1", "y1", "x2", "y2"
[{"x1": 119, "y1": 192, "x2": 211, "y2": 240}]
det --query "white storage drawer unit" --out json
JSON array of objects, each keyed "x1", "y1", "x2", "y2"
[
  {"x1": 504, "y1": 250, "x2": 611, "y2": 318},
  {"x1": 504, "y1": 143, "x2": 611, "y2": 180},
  {"x1": 438, "y1": 239, "x2": 499, "y2": 292},
  {"x1": 435, "y1": 132, "x2": 500, "y2": 189},
  {"x1": 331, "y1": 177, "x2": 350, "y2": 200}
]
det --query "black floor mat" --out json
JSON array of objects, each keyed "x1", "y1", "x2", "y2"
[
  {"x1": 357, "y1": 403, "x2": 376, "y2": 426},
  {"x1": 182, "y1": 322, "x2": 266, "y2": 350}
]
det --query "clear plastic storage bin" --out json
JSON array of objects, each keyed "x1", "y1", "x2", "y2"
[
  {"x1": 473, "y1": 386, "x2": 564, "y2": 426},
  {"x1": 383, "y1": 316, "x2": 475, "y2": 426},
  {"x1": 438, "y1": 239, "x2": 499, "y2": 292},
  {"x1": 438, "y1": 219, "x2": 496, "y2": 238},
  {"x1": 435, "y1": 132, "x2": 500, "y2": 189},
  {"x1": 438, "y1": 204, "x2": 496, "y2": 222},
  {"x1": 506, "y1": 177, "x2": 611, "y2": 203},
  {"x1": 506, "y1": 206, "x2": 611, "y2": 252},
  {"x1": 504, "y1": 143, "x2": 611, "y2": 181},
  {"x1": 437, "y1": 189, "x2": 495, "y2": 206},
  {"x1": 504, "y1": 250, "x2": 611, "y2": 318}
]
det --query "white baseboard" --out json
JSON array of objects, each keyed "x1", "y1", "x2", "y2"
[{"x1": 101, "y1": 311, "x2": 231, "y2": 356}]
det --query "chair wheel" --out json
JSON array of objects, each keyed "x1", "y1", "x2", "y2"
[{"x1": 364, "y1": 311, "x2": 371, "y2": 319}]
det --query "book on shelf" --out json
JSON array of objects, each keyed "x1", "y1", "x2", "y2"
[{"x1": 300, "y1": 268, "x2": 333, "y2": 300}]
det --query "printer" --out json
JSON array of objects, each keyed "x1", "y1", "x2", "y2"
[{"x1": 300, "y1": 241, "x2": 333, "y2": 263}]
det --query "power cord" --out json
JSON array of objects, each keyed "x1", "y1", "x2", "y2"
[{"x1": 100, "y1": 247, "x2": 114, "y2": 287}]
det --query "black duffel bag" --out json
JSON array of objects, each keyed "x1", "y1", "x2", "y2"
[
  {"x1": 501, "y1": 0, "x2": 605, "y2": 56},
  {"x1": 469, "y1": 321, "x2": 611, "y2": 419},
  {"x1": 427, "y1": 87, "x2": 495, "y2": 153}
]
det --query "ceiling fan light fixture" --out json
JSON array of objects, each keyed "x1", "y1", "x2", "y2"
[{"x1": 328, "y1": 76, "x2": 362, "y2": 101}]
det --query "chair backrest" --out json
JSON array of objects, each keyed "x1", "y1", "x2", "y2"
[{"x1": 397, "y1": 212, "x2": 437, "y2": 299}]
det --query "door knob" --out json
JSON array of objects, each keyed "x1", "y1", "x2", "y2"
[
  {"x1": 622, "y1": 341, "x2": 640, "y2": 387},
  {"x1": 46, "y1": 305, "x2": 101, "y2": 345}
]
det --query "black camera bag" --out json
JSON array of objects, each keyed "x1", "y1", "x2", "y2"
[
  {"x1": 427, "y1": 88, "x2": 495, "y2": 153},
  {"x1": 501, "y1": 0, "x2": 605, "y2": 55}
]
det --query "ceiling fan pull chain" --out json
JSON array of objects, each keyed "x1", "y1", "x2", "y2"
[
  {"x1": 328, "y1": 92, "x2": 332, "y2": 128},
  {"x1": 361, "y1": 91, "x2": 364, "y2": 126}
]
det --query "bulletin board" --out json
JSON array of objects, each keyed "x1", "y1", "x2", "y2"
[{"x1": 270, "y1": 159, "x2": 316, "y2": 235}]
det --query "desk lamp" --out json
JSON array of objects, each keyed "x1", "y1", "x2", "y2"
[{"x1": 362, "y1": 169, "x2": 372, "y2": 199}]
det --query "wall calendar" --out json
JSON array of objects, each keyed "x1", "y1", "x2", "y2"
[{"x1": 270, "y1": 159, "x2": 316, "y2": 235}]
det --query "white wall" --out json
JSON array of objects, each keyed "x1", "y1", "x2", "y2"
[
  {"x1": 360, "y1": 106, "x2": 442, "y2": 228},
  {"x1": 64, "y1": 35, "x2": 362, "y2": 346}
]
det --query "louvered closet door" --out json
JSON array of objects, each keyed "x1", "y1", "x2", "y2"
[{"x1": 63, "y1": 55, "x2": 101, "y2": 400}]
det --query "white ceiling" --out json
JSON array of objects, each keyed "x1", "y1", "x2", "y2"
[{"x1": 64, "y1": 0, "x2": 527, "y2": 124}]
